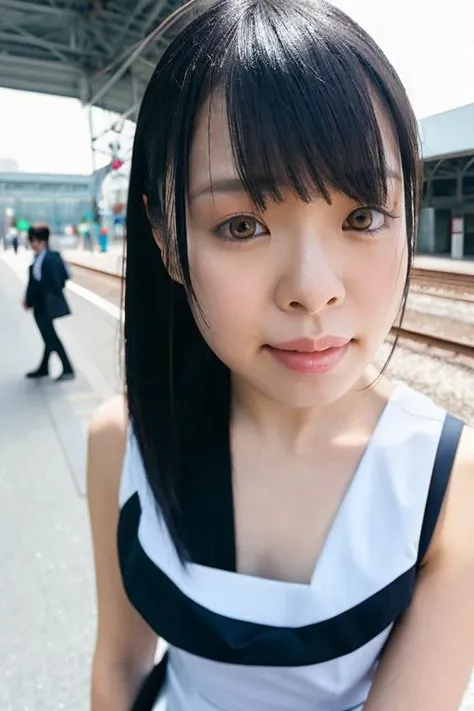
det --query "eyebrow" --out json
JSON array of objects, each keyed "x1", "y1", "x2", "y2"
[
  {"x1": 189, "y1": 169, "x2": 402, "y2": 201},
  {"x1": 189, "y1": 178, "x2": 267, "y2": 202}
]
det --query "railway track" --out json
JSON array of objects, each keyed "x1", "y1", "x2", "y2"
[
  {"x1": 68, "y1": 261, "x2": 474, "y2": 364},
  {"x1": 411, "y1": 267, "x2": 474, "y2": 303},
  {"x1": 392, "y1": 327, "x2": 474, "y2": 362}
]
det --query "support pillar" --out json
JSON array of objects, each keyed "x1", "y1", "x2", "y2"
[
  {"x1": 451, "y1": 213, "x2": 464, "y2": 260},
  {"x1": 418, "y1": 207, "x2": 436, "y2": 253},
  {"x1": 86, "y1": 80, "x2": 100, "y2": 251},
  {"x1": 131, "y1": 71, "x2": 140, "y2": 122}
]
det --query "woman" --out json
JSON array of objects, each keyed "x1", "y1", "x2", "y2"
[{"x1": 87, "y1": 1, "x2": 474, "y2": 709}]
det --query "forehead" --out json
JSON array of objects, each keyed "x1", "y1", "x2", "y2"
[
  {"x1": 189, "y1": 96, "x2": 234, "y2": 189},
  {"x1": 188, "y1": 94, "x2": 402, "y2": 193}
]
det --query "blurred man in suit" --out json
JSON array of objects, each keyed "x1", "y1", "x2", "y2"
[{"x1": 23, "y1": 224, "x2": 75, "y2": 382}]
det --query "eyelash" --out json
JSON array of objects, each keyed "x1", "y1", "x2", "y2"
[
  {"x1": 213, "y1": 207, "x2": 399, "y2": 243},
  {"x1": 343, "y1": 206, "x2": 399, "y2": 237}
]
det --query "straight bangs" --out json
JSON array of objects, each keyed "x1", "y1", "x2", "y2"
[{"x1": 220, "y1": 7, "x2": 389, "y2": 211}]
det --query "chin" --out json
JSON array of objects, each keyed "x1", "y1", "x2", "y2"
[
  {"x1": 251, "y1": 366, "x2": 365, "y2": 409},
  {"x1": 277, "y1": 380, "x2": 356, "y2": 409}
]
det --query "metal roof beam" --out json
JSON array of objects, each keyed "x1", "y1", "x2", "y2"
[
  {"x1": 86, "y1": 0, "x2": 193, "y2": 107},
  {"x1": 77, "y1": 16, "x2": 109, "y2": 55},
  {"x1": 86, "y1": 23, "x2": 161, "y2": 107},
  {"x1": 1, "y1": 27, "x2": 103, "y2": 60},
  {"x1": 141, "y1": 0, "x2": 169, "y2": 35},
  {"x1": 91, "y1": 101, "x2": 140, "y2": 143},
  {"x1": 95, "y1": 7, "x2": 145, "y2": 33},
  {"x1": 109, "y1": 0, "x2": 151, "y2": 56},
  {"x1": 461, "y1": 156, "x2": 474, "y2": 174},
  {"x1": 95, "y1": 32, "x2": 167, "y2": 78},
  {"x1": 0, "y1": 38, "x2": 100, "y2": 65},
  {"x1": 0, "y1": 0, "x2": 189, "y2": 113},
  {"x1": 136, "y1": 56, "x2": 155, "y2": 71},
  {"x1": 1, "y1": 22, "x2": 74, "y2": 65},
  {"x1": 0, "y1": 0, "x2": 73, "y2": 17},
  {"x1": 87, "y1": 55, "x2": 139, "y2": 107}
]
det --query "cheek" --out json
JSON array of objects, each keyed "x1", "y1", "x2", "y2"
[
  {"x1": 348, "y1": 233, "x2": 408, "y2": 321},
  {"x1": 188, "y1": 240, "x2": 263, "y2": 344},
  {"x1": 369, "y1": 248, "x2": 406, "y2": 299}
]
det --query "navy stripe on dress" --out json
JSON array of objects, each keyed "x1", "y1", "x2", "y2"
[{"x1": 118, "y1": 492, "x2": 415, "y2": 667}]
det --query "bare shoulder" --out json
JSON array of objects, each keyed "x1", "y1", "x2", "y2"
[
  {"x1": 89, "y1": 394, "x2": 128, "y2": 439},
  {"x1": 456, "y1": 423, "x2": 474, "y2": 466},
  {"x1": 87, "y1": 395, "x2": 128, "y2": 498},
  {"x1": 428, "y1": 423, "x2": 474, "y2": 567},
  {"x1": 87, "y1": 396, "x2": 158, "y2": 675}
]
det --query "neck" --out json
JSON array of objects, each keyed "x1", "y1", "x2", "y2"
[{"x1": 231, "y1": 366, "x2": 392, "y2": 451}]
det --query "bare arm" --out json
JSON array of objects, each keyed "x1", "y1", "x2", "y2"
[
  {"x1": 364, "y1": 425, "x2": 474, "y2": 711},
  {"x1": 87, "y1": 396, "x2": 158, "y2": 711}
]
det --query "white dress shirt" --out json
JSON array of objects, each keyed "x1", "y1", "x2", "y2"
[{"x1": 32, "y1": 249, "x2": 48, "y2": 281}]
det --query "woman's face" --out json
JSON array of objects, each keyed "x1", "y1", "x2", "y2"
[{"x1": 184, "y1": 98, "x2": 407, "y2": 408}]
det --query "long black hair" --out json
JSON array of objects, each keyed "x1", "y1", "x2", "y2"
[{"x1": 125, "y1": 0, "x2": 421, "y2": 558}]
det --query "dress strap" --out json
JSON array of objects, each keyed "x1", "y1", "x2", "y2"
[
  {"x1": 130, "y1": 653, "x2": 168, "y2": 711},
  {"x1": 417, "y1": 413, "x2": 464, "y2": 567}
]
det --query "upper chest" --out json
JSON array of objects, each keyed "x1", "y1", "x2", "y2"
[{"x1": 231, "y1": 425, "x2": 380, "y2": 585}]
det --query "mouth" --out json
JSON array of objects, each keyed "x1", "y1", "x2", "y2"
[{"x1": 264, "y1": 337, "x2": 352, "y2": 375}]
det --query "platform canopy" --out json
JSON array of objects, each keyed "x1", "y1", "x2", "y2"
[
  {"x1": 0, "y1": 0, "x2": 198, "y2": 116},
  {"x1": 419, "y1": 103, "x2": 474, "y2": 162}
]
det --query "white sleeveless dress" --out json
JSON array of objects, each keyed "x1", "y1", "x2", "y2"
[{"x1": 118, "y1": 383, "x2": 463, "y2": 711}]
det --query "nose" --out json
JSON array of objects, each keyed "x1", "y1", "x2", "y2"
[{"x1": 274, "y1": 238, "x2": 345, "y2": 315}]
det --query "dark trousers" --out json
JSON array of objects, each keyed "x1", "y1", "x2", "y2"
[{"x1": 34, "y1": 309, "x2": 74, "y2": 374}]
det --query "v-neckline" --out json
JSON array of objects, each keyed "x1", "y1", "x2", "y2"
[
  {"x1": 306, "y1": 382, "x2": 403, "y2": 588},
  {"x1": 209, "y1": 382, "x2": 402, "y2": 590}
]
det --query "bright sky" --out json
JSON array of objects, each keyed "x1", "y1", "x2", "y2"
[{"x1": 1, "y1": 0, "x2": 473, "y2": 175}]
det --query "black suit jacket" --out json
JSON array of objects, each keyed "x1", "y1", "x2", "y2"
[{"x1": 25, "y1": 250, "x2": 71, "y2": 320}]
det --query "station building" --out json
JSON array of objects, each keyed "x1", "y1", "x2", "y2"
[
  {"x1": 419, "y1": 102, "x2": 474, "y2": 258},
  {"x1": 0, "y1": 171, "x2": 91, "y2": 236}
]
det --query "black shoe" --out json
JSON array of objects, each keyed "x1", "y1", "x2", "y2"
[
  {"x1": 55, "y1": 371, "x2": 75, "y2": 383},
  {"x1": 26, "y1": 369, "x2": 49, "y2": 379}
]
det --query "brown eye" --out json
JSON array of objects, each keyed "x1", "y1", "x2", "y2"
[
  {"x1": 344, "y1": 208, "x2": 385, "y2": 232},
  {"x1": 229, "y1": 217, "x2": 259, "y2": 240},
  {"x1": 216, "y1": 215, "x2": 267, "y2": 242}
]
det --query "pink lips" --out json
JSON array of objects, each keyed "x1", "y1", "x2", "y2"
[{"x1": 266, "y1": 336, "x2": 351, "y2": 374}]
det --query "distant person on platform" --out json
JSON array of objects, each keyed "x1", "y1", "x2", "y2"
[
  {"x1": 23, "y1": 224, "x2": 75, "y2": 382},
  {"x1": 9, "y1": 225, "x2": 19, "y2": 254}
]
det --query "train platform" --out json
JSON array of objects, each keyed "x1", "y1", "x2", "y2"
[
  {"x1": 415, "y1": 254, "x2": 474, "y2": 275},
  {"x1": 63, "y1": 243, "x2": 125, "y2": 277},
  {"x1": 0, "y1": 249, "x2": 121, "y2": 711},
  {"x1": 63, "y1": 243, "x2": 474, "y2": 278}
]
